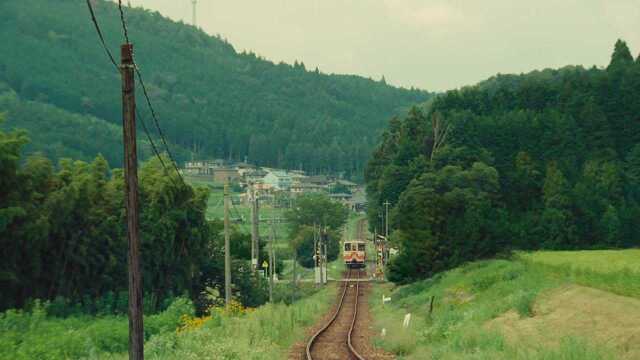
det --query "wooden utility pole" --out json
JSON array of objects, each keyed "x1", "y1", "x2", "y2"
[
  {"x1": 268, "y1": 219, "x2": 275, "y2": 302},
  {"x1": 322, "y1": 229, "x2": 327, "y2": 284},
  {"x1": 313, "y1": 223, "x2": 320, "y2": 286},
  {"x1": 250, "y1": 184, "x2": 259, "y2": 271},
  {"x1": 224, "y1": 181, "x2": 231, "y2": 307},
  {"x1": 383, "y1": 201, "x2": 390, "y2": 266},
  {"x1": 121, "y1": 44, "x2": 144, "y2": 360}
]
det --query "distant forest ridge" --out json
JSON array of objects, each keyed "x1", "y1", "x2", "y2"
[{"x1": 0, "y1": 0, "x2": 429, "y2": 178}]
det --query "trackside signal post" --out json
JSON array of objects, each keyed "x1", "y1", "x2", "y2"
[{"x1": 121, "y1": 44, "x2": 144, "y2": 360}]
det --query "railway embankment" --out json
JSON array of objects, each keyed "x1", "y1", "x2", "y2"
[{"x1": 367, "y1": 249, "x2": 640, "y2": 359}]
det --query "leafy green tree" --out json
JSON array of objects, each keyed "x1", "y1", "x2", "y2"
[
  {"x1": 286, "y1": 193, "x2": 348, "y2": 268},
  {"x1": 387, "y1": 162, "x2": 501, "y2": 282}
]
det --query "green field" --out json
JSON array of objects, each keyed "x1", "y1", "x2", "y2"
[
  {"x1": 0, "y1": 285, "x2": 335, "y2": 360},
  {"x1": 371, "y1": 249, "x2": 640, "y2": 360},
  {"x1": 521, "y1": 249, "x2": 640, "y2": 273}
]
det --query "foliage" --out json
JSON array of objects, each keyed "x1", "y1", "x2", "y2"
[
  {"x1": 285, "y1": 193, "x2": 349, "y2": 268},
  {"x1": 0, "y1": 297, "x2": 193, "y2": 360},
  {"x1": 0, "y1": 124, "x2": 269, "y2": 312},
  {"x1": 366, "y1": 40, "x2": 640, "y2": 282},
  {"x1": 0, "y1": 0, "x2": 430, "y2": 176}
]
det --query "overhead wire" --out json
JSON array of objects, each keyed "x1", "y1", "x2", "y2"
[
  {"x1": 85, "y1": 0, "x2": 182, "y2": 188},
  {"x1": 115, "y1": 0, "x2": 186, "y2": 185}
]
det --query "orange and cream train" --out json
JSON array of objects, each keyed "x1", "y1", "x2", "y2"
[{"x1": 343, "y1": 240, "x2": 366, "y2": 268}]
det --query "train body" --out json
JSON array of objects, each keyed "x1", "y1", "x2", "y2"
[{"x1": 343, "y1": 240, "x2": 366, "y2": 268}]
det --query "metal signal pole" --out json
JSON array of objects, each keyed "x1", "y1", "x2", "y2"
[
  {"x1": 121, "y1": 44, "x2": 144, "y2": 360},
  {"x1": 224, "y1": 181, "x2": 231, "y2": 307}
]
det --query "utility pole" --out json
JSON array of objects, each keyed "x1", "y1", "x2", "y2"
[
  {"x1": 384, "y1": 201, "x2": 390, "y2": 241},
  {"x1": 250, "y1": 184, "x2": 259, "y2": 271},
  {"x1": 224, "y1": 180, "x2": 231, "y2": 307},
  {"x1": 314, "y1": 223, "x2": 320, "y2": 286},
  {"x1": 191, "y1": 0, "x2": 197, "y2": 27},
  {"x1": 322, "y1": 228, "x2": 327, "y2": 284},
  {"x1": 268, "y1": 219, "x2": 275, "y2": 302},
  {"x1": 121, "y1": 44, "x2": 143, "y2": 360},
  {"x1": 383, "y1": 201, "x2": 390, "y2": 266}
]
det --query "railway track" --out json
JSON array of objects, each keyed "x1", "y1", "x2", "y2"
[{"x1": 305, "y1": 268, "x2": 367, "y2": 360}]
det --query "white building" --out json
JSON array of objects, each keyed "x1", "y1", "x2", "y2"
[{"x1": 263, "y1": 170, "x2": 292, "y2": 191}]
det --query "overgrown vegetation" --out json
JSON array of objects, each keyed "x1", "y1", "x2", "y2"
[
  {"x1": 371, "y1": 251, "x2": 640, "y2": 359},
  {"x1": 0, "y1": 284, "x2": 335, "y2": 360},
  {"x1": 0, "y1": 123, "x2": 268, "y2": 313},
  {"x1": 0, "y1": 0, "x2": 429, "y2": 176},
  {"x1": 366, "y1": 40, "x2": 640, "y2": 282},
  {"x1": 285, "y1": 193, "x2": 349, "y2": 268}
]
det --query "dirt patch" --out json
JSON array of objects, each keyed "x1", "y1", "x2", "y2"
[{"x1": 487, "y1": 285, "x2": 640, "y2": 359}]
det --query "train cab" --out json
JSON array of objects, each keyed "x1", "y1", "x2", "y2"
[{"x1": 343, "y1": 240, "x2": 366, "y2": 268}]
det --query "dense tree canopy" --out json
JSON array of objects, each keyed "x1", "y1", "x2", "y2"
[
  {"x1": 286, "y1": 193, "x2": 348, "y2": 268},
  {"x1": 0, "y1": 121, "x2": 266, "y2": 312},
  {"x1": 366, "y1": 40, "x2": 640, "y2": 282},
  {"x1": 0, "y1": 0, "x2": 429, "y2": 178}
]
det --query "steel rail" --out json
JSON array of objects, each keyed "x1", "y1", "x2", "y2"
[
  {"x1": 305, "y1": 268, "x2": 366, "y2": 360},
  {"x1": 347, "y1": 269, "x2": 366, "y2": 360}
]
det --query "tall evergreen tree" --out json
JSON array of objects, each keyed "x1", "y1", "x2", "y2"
[{"x1": 608, "y1": 39, "x2": 634, "y2": 70}]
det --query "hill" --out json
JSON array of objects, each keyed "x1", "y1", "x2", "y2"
[
  {"x1": 0, "y1": 0, "x2": 429, "y2": 176},
  {"x1": 365, "y1": 39, "x2": 640, "y2": 282},
  {"x1": 371, "y1": 250, "x2": 640, "y2": 359}
]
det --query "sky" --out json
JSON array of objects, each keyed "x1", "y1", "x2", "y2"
[{"x1": 128, "y1": 0, "x2": 639, "y2": 92}]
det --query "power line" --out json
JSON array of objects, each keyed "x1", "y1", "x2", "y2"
[
  {"x1": 86, "y1": 0, "x2": 117, "y2": 68},
  {"x1": 85, "y1": 0, "x2": 182, "y2": 188},
  {"x1": 117, "y1": 0, "x2": 131, "y2": 44},
  {"x1": 115, "y1": 0, "x2": 185, "y2": 185}
]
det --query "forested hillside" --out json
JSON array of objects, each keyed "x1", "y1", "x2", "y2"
[
  {"x1": 366, "y1": 40, "x2": 640, "y2": 282},
  {"x1": 0, "y1": 0, "x2": 429, "y2": 176}
]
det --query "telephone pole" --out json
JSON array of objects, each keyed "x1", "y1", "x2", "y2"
[
  {"x1": 314, "y1": 223, "x2": 320, "y2": 286},
  {"x1": 384, "y1": 201, "x2": 390, "y2": 240},
  {"x1": 224, "y1": 181, "x2": 231, "y2": 307},
  {"x1": 268, "y1": 219, "x2": 275, "y2": 302},
  {"x1": 251, "y1": 184, "x2": 259, "y2": 271},
  {"x1": 322, "y1": 228, "x2": 327, "y2": 284},
  {"x1": 121, "y1": 44, "x2": 144, "y2": 360}
]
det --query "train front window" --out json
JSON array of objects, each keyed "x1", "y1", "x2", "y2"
[
  {"x1": 344, "y1": 243, "x2": 351, "y2": 251},
  {"x1": 358, "y1": 244, "x2": 365, "y2": 251}
]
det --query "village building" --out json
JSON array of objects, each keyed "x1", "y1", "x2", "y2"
[
  {"x1": 263, "y1": 170, "x2": 293, "y2": 191},
  {"x1": 213, "y1": 167, "x2": 240, "y2": 183},
  {"x1": 183, "y1": 159, "x2": 225, "y2": 175}
]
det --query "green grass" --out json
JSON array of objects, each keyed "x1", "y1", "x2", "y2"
[
  {"x1": 369, "y1": 250, "x2": 640, "y2": 359},
  {"x1": 520, "y1": 250, "x2": 640, "y2": 298},
  {"x1": 120, "y1": 284, "x2": 335, "y2": 360},
  {"x1": 1, "y1": 285, "x2": 336, "y2": 360},
  {"x1": 521, "y1": 249, "x2": 640, "y2": 273},
  {"x1": 0, "y1": 298, "x2": 193, "y2": 360}
]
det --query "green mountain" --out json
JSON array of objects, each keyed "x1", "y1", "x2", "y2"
[
  {"x1": 0, "y1": 0, "x2": 429, "y2": 176},
  {"x1": 366, "y1": 40, "x2": 640, "y2": 282}
]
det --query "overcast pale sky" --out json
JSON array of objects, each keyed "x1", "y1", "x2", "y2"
[{"x1": 128, "y1": 0, "x2": 639, "y2": 92}]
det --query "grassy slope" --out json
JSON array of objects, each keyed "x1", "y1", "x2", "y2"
[
  {"x1": 1, "y1": 285, "x2": 335, "y2": 360},
  {"x1": 370, "y1": 250, "x2": 640, "y2": 359}
]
